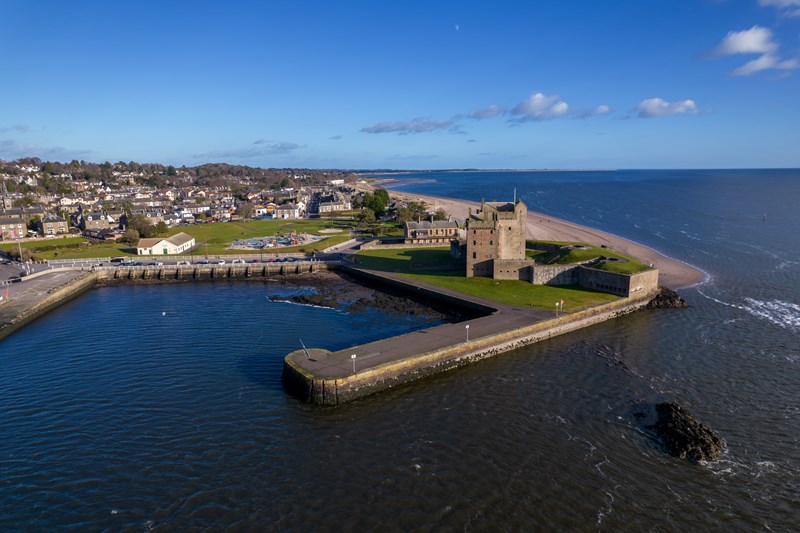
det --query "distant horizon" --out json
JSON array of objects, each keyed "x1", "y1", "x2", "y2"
[
  {"x1": 2, "y1": 157, "x2": 799, "y2": 174},
  {"x1": 3, "y1": 1, "x2": 799, "y2": 169}
]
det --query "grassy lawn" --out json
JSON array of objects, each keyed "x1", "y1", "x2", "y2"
[
  {"x1": 2, "y1": 219, "x2": 358, "y2": 260},
  {"x1": 1, "y1": 237, "x2": 136, "y2": 260},
  {"x1": 354, "y1": 248, "x2": 455, "y2": 271},
  {"x1": 355, "y1": 247, "x2": 620, "y2": 310},
  {"x1": 405, "y1": 271, "x2": 619, "y2": 311},
  {"x1": 527, "y1": 240, "x2": 651, "y2": 275},
  {"x1": 171, "y1": 219, "x2": 356, "y2": 255}
]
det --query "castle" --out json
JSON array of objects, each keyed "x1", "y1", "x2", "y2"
[
  {"x1": 461, "y1": 198, "x2": 659, "y2": 297},
  {"x1": 466, "y1": 199, "x2": 528, "y2": 278}
]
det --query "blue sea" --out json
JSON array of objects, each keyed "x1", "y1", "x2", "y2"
[{"x1": 2, "y1": 169, "x2": 800, "y2": 531}]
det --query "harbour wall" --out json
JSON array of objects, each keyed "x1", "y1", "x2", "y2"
[
  {"x1": 0, "y1": 263, "x2": 336, "y2": 341},
  {"x1": 0, "y1": 271, "x2": 98, "y2": 341},
  {"x1": 93, "y1": 262, "x2": 332, "y2": 282},
  {"x1": 282, "y1": 289, "x2": 660, "y2": 405}
]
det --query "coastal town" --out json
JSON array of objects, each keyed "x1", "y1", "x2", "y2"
[{"x1": 0, "y1": 159, "x2": 360, "y2": 244}]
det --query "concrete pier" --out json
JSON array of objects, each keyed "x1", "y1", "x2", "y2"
[{"x1": 283, "y1": 268, "x2": 660, "y2": 405}]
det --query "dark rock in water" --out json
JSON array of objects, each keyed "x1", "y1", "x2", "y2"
[
  {"x1": 649, "y1": 402, "x2": 724, "y2": 462},
  {"x1": 646, "y1": 287, "x2": 688, "y2": 309},
  {"x1": 271, "y1": 294, "x2": 338, "y2": 308}
]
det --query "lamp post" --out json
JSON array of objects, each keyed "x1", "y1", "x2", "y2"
[
  {"x1": 465, "y1": 324, "x2": 470, "y2": 342},
  {"x1": 351, "y1": 353, "x2": 357, "y2": 374}
]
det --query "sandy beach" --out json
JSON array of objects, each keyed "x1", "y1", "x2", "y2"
[{"x1": 377, "y1": 186, "x2": 706, "y2": 290}]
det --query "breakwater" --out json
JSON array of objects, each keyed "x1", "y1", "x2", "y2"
[
  {"x1": 0, "y1": 271, "x2": 97, "y2": 341},
  {"x1": 0, "y1": 262, "x2": 334, "y2": 341},
  {"x1": 283, "y1": 269, "x2": 661, "y2": 405}
]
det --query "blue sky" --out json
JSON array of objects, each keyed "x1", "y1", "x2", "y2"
[{"x1": 2, "y1": 0, "x2": 799, "y2": 169}]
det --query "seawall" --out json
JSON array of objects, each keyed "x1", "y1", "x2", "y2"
[
  {"x1": 0, "y1": 263, "x2": 335, "y2": 341},
  {"x1": 0, "y1": 271, "x2": 99, "y2": 341},
  {"x1": 283, "y1": 281, "x2": 661, "y2": 405}
]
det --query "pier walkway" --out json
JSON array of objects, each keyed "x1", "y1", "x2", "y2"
[{"x1": 290, "y1": 266, "x2": 554, "y2": 379}]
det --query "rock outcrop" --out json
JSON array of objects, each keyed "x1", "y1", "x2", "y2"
[
  {"x1": 649, "y1": 402, "x2": 724, "y2": 462},
  {"x1": 646, "y1": 287, "x2": 688, "y2": 309}
]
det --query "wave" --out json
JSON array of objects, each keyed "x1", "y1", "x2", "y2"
[{"x1": 697, "y1": 291, "x2": 800, "y2": 331}]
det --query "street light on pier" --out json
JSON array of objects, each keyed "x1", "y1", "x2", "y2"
[
  {"x1": 351, "y1": 353, "x2": 357, "y2": 374},
  {"x1": 465, "y1": 324, "x2": 470, "y2": 342}
]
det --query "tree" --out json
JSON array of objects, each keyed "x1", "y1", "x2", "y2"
[
  {"x1": 121, "y1": 229, "x2": 140, "y2": 244},
  {"x1": 27, "y1": 215, "x2": 41, "y2": 231},
  {"x1": 356, "y1": 208, "x2": 376, "y2": 229},
  {"x1": 155, "y1": 221, "x2": 168, "y2": 235},
  {"x1": 126, "y1": 214, "x2": 156, "y2": 237},
  {"x1": 432, "y1": 208, "x2": 449, "y2": 221},
  {"x1": 238, "y1": 201, "x2": 254, "y2": 220}
]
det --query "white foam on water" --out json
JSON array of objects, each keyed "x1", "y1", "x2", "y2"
[
  {"x1": 742, "y1": 298, "x2": 800, "y2": 331},
  {"x1": 698, "y1": 291, "x2": 800, "y2": 331}
]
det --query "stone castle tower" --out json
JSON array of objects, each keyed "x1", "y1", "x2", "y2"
[{"x1": 465, "y1": 199, "x2": 527, "y2": 278}]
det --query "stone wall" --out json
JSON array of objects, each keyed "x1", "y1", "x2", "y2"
[
  {"x1": 0, "y1": 271, "x2": 99, "y2": 341},
  {"x1": 531, "y1": 264, "x2": 580, "y2": 285},
  {"x1": 493, "y1": 259, "x2": 534, "y2": 281},
  {"x1": 577, "y1": 266, "x2": 659, "y2": 297},
  {"x1": 283, "y1": 290, "x2": 661, "y2": 405}
]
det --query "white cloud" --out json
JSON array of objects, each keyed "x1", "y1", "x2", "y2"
[
  {"x1": 467, "y1": 104, "x2": 504, "y2": 120},
  {"x1": 361, "y1": 118, "x2": 455, "y2": 134},
  {"x1": 576, "y1": 104, "x2": 612, "y2": 119},
  {"x1": 733, "y1": 53, "x2": 799, "y2": 75},
  {"x1": 0, "y1": 124, "x2": 29, "y2": 134},
  {"x1": 510, "y1": 92, "x2": 569, "y2": 122},
  {"x1": 711, "y1": 25, "x2": 799, "y2": 76},
  {"x1": 0, "y1": 139, "x2": 92, "y2": 160},
  {"x1": 193, "y1": 142, "x2": 302, "y2": 159},
  {"x1": 636, "y1": 98, "x2": 698, "y2": 118},
  {"x1": 714, "y1": 26, "x2": 777, "y2": 55},
  {"x1": 758, "y1": 0, "x2": 800, "y2": 16}
]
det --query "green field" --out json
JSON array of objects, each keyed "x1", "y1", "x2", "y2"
[
  {"x1": 527, "y1": 240, "x2": 651, "y2": 275},
  {"x1": 1, "y1": 219, "x2": 358, "y2": 260},
  {"x1": 355, "y1": 247, "x2": 620, "y2": 310}
]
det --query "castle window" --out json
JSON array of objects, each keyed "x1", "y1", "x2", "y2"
[
  {"x1": 490, "y1": 240, "x2": 493, "y2": 245},
  {"x1": 472, "y1": 252, "x2": 476, "y2": 259},
  {"x1": 473, "y1": 240, "x2": 476, "y2": 245}
]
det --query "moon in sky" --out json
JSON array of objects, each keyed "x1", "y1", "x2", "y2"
[{"x1": 454, "y1": 24, "x2": 460, "y2": 31}]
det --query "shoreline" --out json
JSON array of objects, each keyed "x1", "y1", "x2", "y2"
[{"x1": 364, "y1": 183, "x2": 706, "y2": 290}]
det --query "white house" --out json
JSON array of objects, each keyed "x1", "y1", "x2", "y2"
[{"x1": 136, "y1": 232, "x2": 196, "y2": 255}]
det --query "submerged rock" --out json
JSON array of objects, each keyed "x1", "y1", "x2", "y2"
[
  {"x1": 646, "y1": 287, "x2": 688, "y2": 309},
  {"x1": 649, "y1": 402, "x2": 724, "y2": 462}
]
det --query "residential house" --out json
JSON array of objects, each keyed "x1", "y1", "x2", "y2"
[
  {"x1": 38, "y1": 214, "x2": 69, "y2": 236},
  {"x1": 0, "y1": 217, "x2": 26, "y2": 239},
  {"x1": 275, "y1": 203, "x2": 301, "y2": 219}
]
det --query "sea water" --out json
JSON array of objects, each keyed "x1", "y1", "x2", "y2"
[{"x1": 2, "y1": 170, "x2": 800, "y2": 530}]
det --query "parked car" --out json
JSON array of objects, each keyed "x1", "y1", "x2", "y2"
[
  {"x1": 231, "y1": 259, "x2": 244, "y2": 264},
  {"x1": 216, "y1": 260, "x2": 226, "y2": 265},
  {"x1": 148, "y1": 261, "x2": 164, "y2": 266},
  {"x1": 249, "y1": 259, "x2": 261, "y2": 264},
  {"x1": 197, "y1": 260, "x2": 210, "y2": 265}
]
